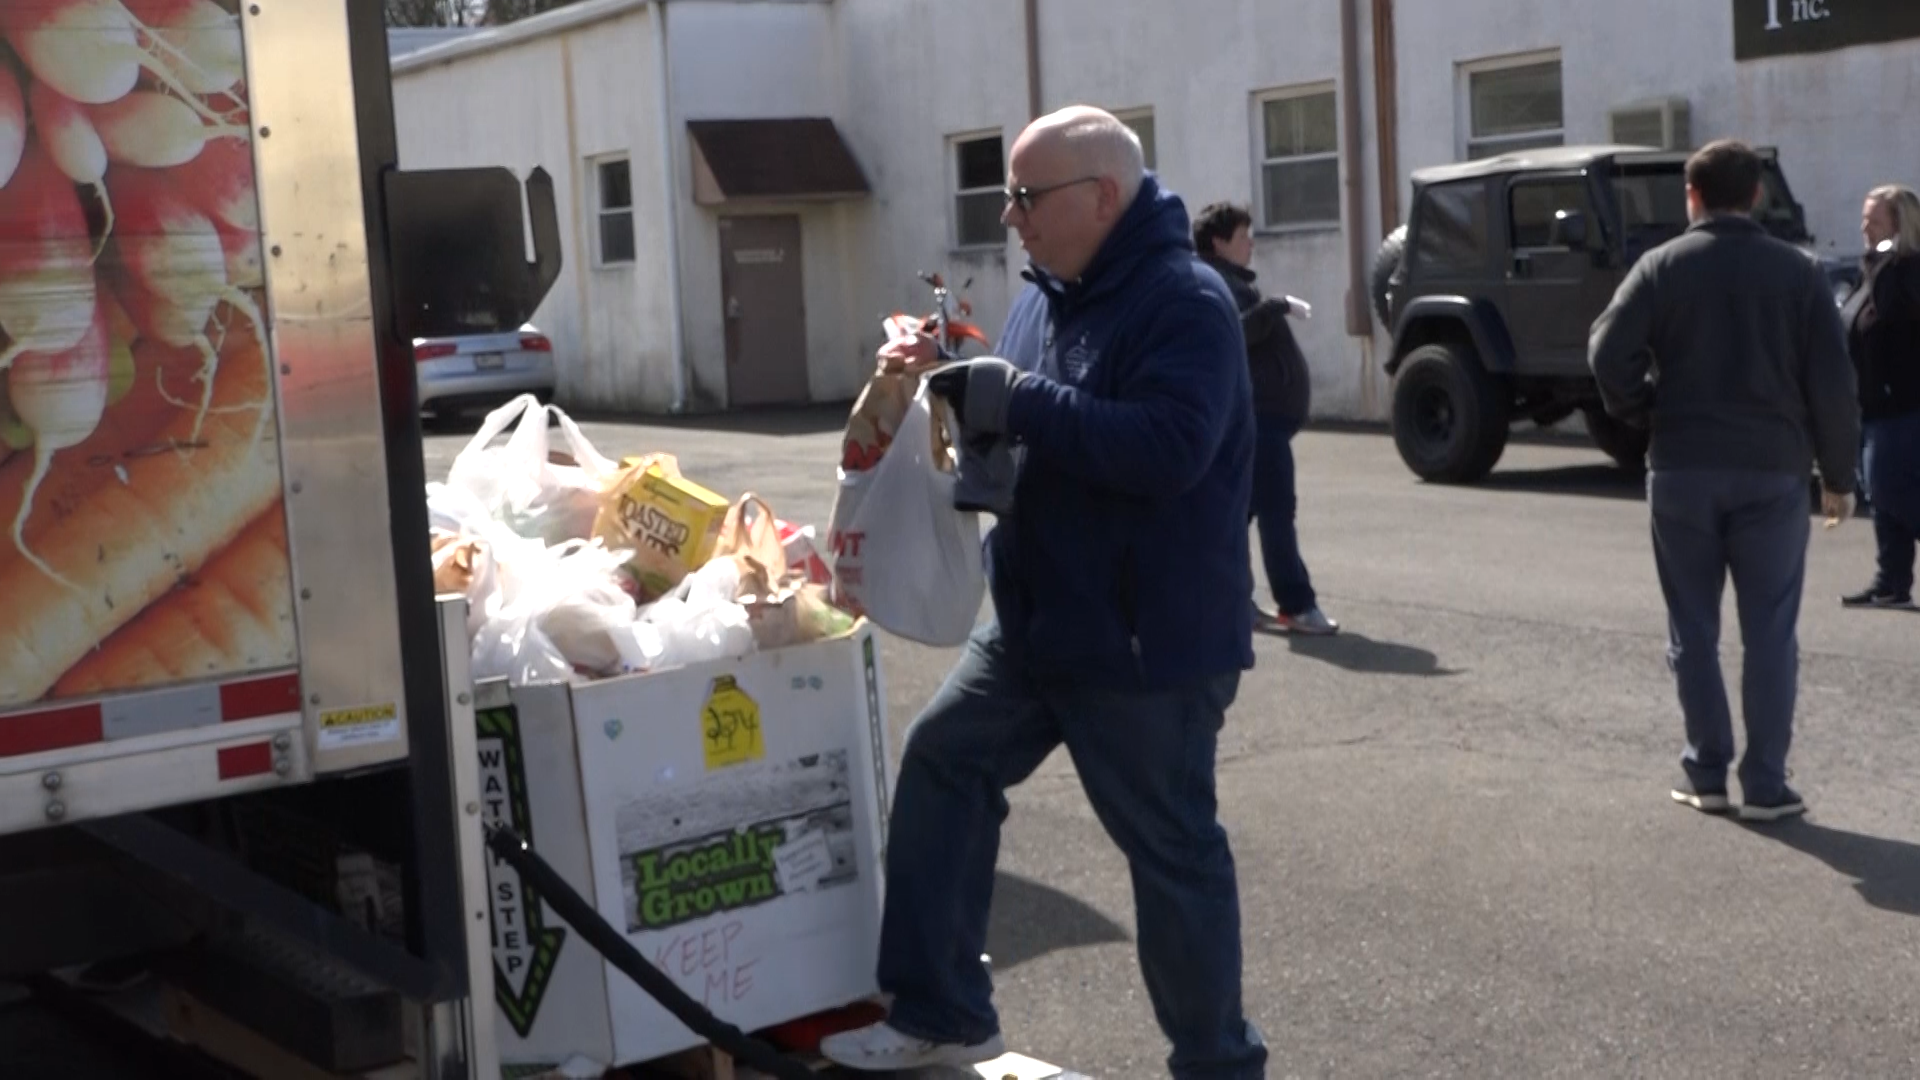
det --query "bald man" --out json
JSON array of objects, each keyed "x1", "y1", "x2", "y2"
[{"x1": 822, "y1": 107, "x2": 1267, "y2": 1078}]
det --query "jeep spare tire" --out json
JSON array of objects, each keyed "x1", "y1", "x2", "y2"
[
  {"x1": 1370, "y1": 225, "x2": 1407, "y2": 328},
  {"x1": 1391, "y1": 343, "x2": 1511, "y2": 483}
]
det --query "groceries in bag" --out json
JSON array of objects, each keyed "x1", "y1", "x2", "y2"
[
  {"x1": 431, "y1": 413, "x2": 860, "y2": 684},
  {"x1": 829, "y1": 343, "x2": 960, "y2": 617},
  {"x1": 834, "y1": 381, "x2": 984, "y2": 646}
]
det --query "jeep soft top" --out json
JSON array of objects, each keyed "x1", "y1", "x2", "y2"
[
  {"x1": 1368, "y1": 143, "x2": 1824, "y2": 484},
  {"x1": 1403, "y1": 144, "x2": 1808, "y2": 244}
]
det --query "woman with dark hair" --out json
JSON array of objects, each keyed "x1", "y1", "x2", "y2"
[
  {"x1": 1840, "y1": 184, "x2": 1920, "y2": 610},
  {"x1": 1193, "y1": 201, "x2": 1339, "y2": 635}
]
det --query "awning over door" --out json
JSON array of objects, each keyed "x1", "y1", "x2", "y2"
[{"x1": 687, "y1": 118, "x2": 872, "y2": 205}]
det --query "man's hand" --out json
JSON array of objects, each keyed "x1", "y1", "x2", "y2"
[
  {"x1": 927, "y1": 358, "x2": 1024, "y2": 437},
  {"x1": 877, "y1": 329, "x2": 942, "y2": 375},
  {"x1": 1822, "y1": 485, "x2": 1854, "y2": 529},
  {"x1": 1285, "y1": 296, "x2": 1312, "y2": 320}
]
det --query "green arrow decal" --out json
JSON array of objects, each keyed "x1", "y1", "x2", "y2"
[{"x1": 477, "y1": 706, "x2": 567, "y2": 1039}]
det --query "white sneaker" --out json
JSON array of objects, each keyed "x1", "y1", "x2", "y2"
[
  {"x1": 1277, "y1": 607, "x2": 1339, "y2": 636},
  {"x1": 818, "y1": 1021, "x2": 1006, "y2": 1072}
]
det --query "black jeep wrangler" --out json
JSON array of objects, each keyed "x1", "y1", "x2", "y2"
[{"x1": 1371, "y1": 145, "x2": 1841, "y2": 484}]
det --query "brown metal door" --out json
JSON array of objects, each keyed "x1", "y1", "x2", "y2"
[{"x1": 719, "y1": 215, "x2": 809, "y2": 407}]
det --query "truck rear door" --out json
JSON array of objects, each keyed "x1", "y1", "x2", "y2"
[{"x1": 0, "y1": 0, "x2": 416, "y2": 832}]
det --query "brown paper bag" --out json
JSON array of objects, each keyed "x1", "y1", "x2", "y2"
[
  {"x1": 839, "y1": 371, "x2": 919, "y2": 474},
  {"x1": 710, "y1": 493, "x2": 789, "y2": 584}
]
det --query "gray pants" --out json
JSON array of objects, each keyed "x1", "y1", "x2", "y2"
[{"x1": 1649, "y1": 470, "x2": 1810, "y2": 802}]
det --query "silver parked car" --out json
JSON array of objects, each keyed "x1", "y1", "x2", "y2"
[{"x1": 414, "y1": 323, "x2": 556, "y2": 420}]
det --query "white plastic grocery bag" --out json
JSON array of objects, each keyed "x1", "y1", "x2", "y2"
[
  {"x1": 836, "y1": 382, "x2": 985, "y2": 646},
  {"x1": 444, "y1": 394, "x2": 619, "y2": 546},
  {"x1": 467, "y1": 535, "x2": 637, "y2": 685}
]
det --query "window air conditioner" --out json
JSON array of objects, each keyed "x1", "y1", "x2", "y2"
[{"x1": 1608, "y1": 97, "x2": 1692, "y2": 151}]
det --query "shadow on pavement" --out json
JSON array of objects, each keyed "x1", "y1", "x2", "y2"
[
  {"x1": 1282, "y1": 632, "x2": 1460, "y2": 677},
  {"x1": 1475, "y1": 464, "x2": 1647, "y2": 501},
  {"x1": 1477, "y1": 466, "x2": 1845, "y2": 520},
  {"x1": 986, "y1": 871, "x2": 1130, "y2": 973},
  {"x1": 1746, "y1": 819, "x2": 1920, "y2": 917}
]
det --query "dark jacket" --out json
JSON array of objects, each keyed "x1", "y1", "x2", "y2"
[
  {"x1": 1589, "y1": 215, "x2": 1859, "y2": 490},
  {"x1": 991, "y1": 175, "x2": 1256, "y2": 689},
  {"x1": 1199, "y1": 254, "x2": 1312, "y2": 422},
  {"x1": 1843, "y1": 248, "x2": 1920, "y2": 422}
]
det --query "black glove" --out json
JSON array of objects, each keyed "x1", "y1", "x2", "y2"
[{"x1": 927, "y1": 358, "x2": 1023, "y2": 438}]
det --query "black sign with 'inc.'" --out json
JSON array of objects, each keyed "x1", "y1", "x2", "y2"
[{"x1": 1734, "y1": 0, "x2": 1920, "y2": 60}]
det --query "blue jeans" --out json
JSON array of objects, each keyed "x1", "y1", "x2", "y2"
[
  {"x1": 1251, "y1": 415, "x2": 1316, "y2": 615},
  {"x1": 1649, "y1": 470, "x2": 1809, "y2": 802},
  {"x1": 877, "y1": 630, "x2": 1267, "y2": 1080},
  {"x1": 1864, "y1": 411, "x2": 1920, "y2": 596}
]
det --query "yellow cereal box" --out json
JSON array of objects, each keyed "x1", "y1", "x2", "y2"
[{"x1": 594, "y1": 460, "x2": 731, "y2": 600}]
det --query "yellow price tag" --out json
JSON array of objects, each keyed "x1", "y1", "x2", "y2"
[{"x1": 701, "y1": 676, "x2": 763, "y2": 770}]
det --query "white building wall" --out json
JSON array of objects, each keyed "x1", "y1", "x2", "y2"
[
  {"x1": 829, "y1": 0, "x2": 1030, "y2": 353},
  {"x1": 1036, "y1": 0, "x2": 1387, "y2": 419},
  {"x1": 393, "y1": 5, "x2": 676, "y2": 413},
  {"x1": 1394, "y1": 1, "x2": 1915, "y2": 260},
  {"x1": 1728, "y1": 45, "x2": 1920, "y2": 256},
  {"x1": 664, "y1": 0, "x2": 872, "y2": 408},
  {"x1": 831, "y1": 0, "x2": 1392, "y2": 419},
  {"x1": 391, "y1": 0, "x2": 1917, "y2": 418}
]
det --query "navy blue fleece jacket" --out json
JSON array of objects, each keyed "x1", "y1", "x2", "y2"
[{"x1": 986, "y1": 175, "x2": 1256, "y2": 688}]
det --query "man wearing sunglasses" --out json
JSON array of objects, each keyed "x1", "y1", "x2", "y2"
[{"x1": 822, "y1": 107, "x2": 1266, "y2": 1079}]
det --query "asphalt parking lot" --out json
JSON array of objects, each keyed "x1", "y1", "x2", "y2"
[{"x1": 429, "y1": 413, "x2": 1920, "y2": 1079}]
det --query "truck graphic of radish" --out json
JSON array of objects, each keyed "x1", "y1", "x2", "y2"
[{"x1": 0, "y1": 0, "x2": 283, "y2": 706}]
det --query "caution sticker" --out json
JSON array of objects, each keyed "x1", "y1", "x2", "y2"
[
  {"x1": 700, "y1": 676, "x2": 763, "y2": 770},
  {"x1": 317, "y1": 702, "x2": 401, "y2": 751}
]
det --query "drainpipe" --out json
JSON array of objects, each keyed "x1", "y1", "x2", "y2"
[
  {"x1": 1024, "y1": 0, "x2": 1041, "y2": 119},
  {"x1": 652, "y1": 0, "x2": 689, "y2": 413},
  {"x1": 1371, "y1": 0, "x2": 1399, "y2": 234},
  {"x1": 560, "y1": 35, "x2": 592, "y2": 390},
  {"x1": 1338, "y1": 0, "x2": 1368, "y2": 337}
]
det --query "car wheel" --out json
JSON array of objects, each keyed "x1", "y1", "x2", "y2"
[
  {"x1": 1369, "y1": 225, "x2": 1407, "y2": 329},
  {"x1": 1391, "y1": 343, "x2": 1511, "y2": 483},
  {"x1": 1583, "y1": 406, "x2": 1649, "y2": 471}
]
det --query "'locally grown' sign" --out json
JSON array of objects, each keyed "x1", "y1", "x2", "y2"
[{"x1": 1734, "y1": 0, "x2": 1920, "y2": 60}]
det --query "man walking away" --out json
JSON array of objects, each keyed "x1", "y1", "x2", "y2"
[
  {"x1": 1194, "y1": 202, "x2": 1339, "y2": 636},
  {"x1": 819, "y1": 106, "x2": 1267, "y2": 1078},
  {"x1": 1589, "y1": 139, "x2": 1859, "y2": 824}
]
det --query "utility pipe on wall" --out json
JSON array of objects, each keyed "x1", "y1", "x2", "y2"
[
  {"x1": 651, "y1": 0, "x2": 689, "y2": 413},
  {"x1": 1338, "y1": 0, "x2": 1369, "y2": 337},
  {"x1": 1371, "y1": 0, "x2": 1399, "y2": 234},
  {"x1": 1024, "y1": 0, "x2": 1042, "y2": 119}
]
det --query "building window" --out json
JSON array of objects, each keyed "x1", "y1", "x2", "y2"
[
  {"x1": 951, "y1": 132, "x2": 1005, "y2": 248},
  {"x1": 1461, "y1": 53, "x2": 1564, "y2": 160},
  {"x1": 1255, "y1": 85, "x2": 1339, "y2": 230},
  {"x1": 595, "y1": 156, "x2": 636, "y2": 265},
  {"x1": 1114, "y1": 108, "x2": 1156, "y2": 171}
]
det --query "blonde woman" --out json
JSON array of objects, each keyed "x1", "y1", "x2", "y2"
[{"x1": 1840, "y1": 185, "x2": 1920, "y2": 609}]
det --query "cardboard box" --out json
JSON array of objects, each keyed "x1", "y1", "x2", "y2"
[
  {"x1": 597, "y1": 462, "x2": 732, "y2": 600},
  {"x1": 477, "y1": 625, "x2": 891, "y2": 1071}
]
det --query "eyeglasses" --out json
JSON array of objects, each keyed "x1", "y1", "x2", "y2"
[{"x1": 1002, "y1": 176, "x2": 1100, "y2": 213}]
